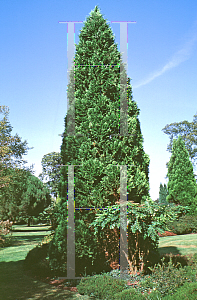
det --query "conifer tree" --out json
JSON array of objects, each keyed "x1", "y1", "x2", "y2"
[
  {"x1": 167, "y1": 136, "x2": 197, "y2": 214},
  {"x1": 48, "y1": 5, "x2": 150, "y2": 275},
  {"x1": 158, "y1": 183, "x2": 168, "y2": 205}
]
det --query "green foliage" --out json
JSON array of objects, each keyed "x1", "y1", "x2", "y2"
[
  {"x1": 37, "y1": 198, "x2": 59, "y2": 227},
  {"x1": 166, "y1": 214, "x2": 197, "y2": 235},
  {"x1": 167, "y1": 136, "x2": 197, "y2": 213},
  {"x1": 137, "y1": 255, "x2": 196, "y2": 297},
  {"x1": 142, "y1": 290, "x2": 163, "y2": 299},
  {"x1": 89, "y1": 200, "x2": 190, "y2": 273},
  {"x1": 75, "y1": 252, "x2": 197, "y2": 299},
  {"x1": 114, "y1": 288, "x2": 146, "y2": 299},
  {"x1": 0, "y1": 168, "x2": 51, "y2": 224},
  {"x1": 0, "y1": 167, "x2": 27, "y2": 221},
  {"x1": 47, "y1": 203, "x2": 68, "y2": 274},
  {"x1": 76, "y1": 274, "x2": 128, "y2": 299},
  {"x1": 50, "y1": 4, "x2": 151, "y2": 274},
  {"x1": 47, "y1": 202, "x2": 102, "y2": 276},
  {"x1": 24, "y1": 243, "x2": 52, "y2": 277},
  {"x1": 162, "y1": 113, "x2": 197, "y2": 163},
  {"x1": 158, "y1": 183, "x2": 168, "y2": 205},
  {"x1": 163, "y1": 281, "x2": 197, "y2": 300},
  {"x1": 59, "y1": 4, "x2": 150, "y2": 205},
  {"x1": 39, "y1": 152, "x2": 62, "y2": 199},
  {"x1": 19, "y1": 172, "x2": 51, "y2": 223},
  {"x1": 0, "y1": 110, "x2": 54, "y2": 224},
  {"x1": 0, "y1": 105, "x2": 32, "y2": 189}
]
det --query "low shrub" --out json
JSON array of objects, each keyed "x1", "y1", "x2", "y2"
[
  {"x1": 24, "y1": 243, "x2": 52, "y2": 277},
  {"x1": 76, "y1": 273, "x2": 128, "y2": 299},
  {"x1": 159, "y1": 253, "x2": 191, "y2": 269},
  {"x1": 166, "y1": 215, "x2": 197, "y2": 235},
  {"x1": 135, "y1": 254, "x2": 196, "y2": 297},
  {"x1": 163, "y1": 281, "x2": 197, "y2": 299},
  {"x1": 142, "y1": 289, "x2": 163, "y2": 299},
  {"x1": 25, "y1": 243, "x2": 49, "y2": 265},
  {"x1": 114, "y1": 287, "x2": 146, "y2": 299}
]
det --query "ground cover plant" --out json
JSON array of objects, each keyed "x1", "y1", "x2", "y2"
[
  {"x1": 73, "y1": 229, "x2": 197, "y2": 299},
  {"x1": 162, "y1": 281, "x2": 197, "y2": 299},
  {"x1": 75, "y1": 252, "x2": 197, "y2": 299}
]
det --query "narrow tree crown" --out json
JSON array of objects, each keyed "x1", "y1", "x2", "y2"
[
  {"x1": 60, "y1": 5, "x2": 150, "y2": 206},
  {"x1": 167, "y1": 135, "x2": 197, "y2": 207}
]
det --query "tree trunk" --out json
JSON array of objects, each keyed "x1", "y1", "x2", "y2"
[{"x1": 27, "y1": 217, "x2": 31, "y2": 227}]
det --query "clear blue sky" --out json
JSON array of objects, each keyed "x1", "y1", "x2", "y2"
[{"x1": 1, "y1": 0, "x2": 197, "y2": 200}]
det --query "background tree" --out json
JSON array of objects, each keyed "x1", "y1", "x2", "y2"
[
  {"x1": 0, "y1": 168, "x2": 51, "y2": 225},
  {"x1": 0, "y1": 167, "x2": 28, "y2": 222},
  {"x1": 162, "y1": 113, "x2": 197, "y2": 167},
  {"x1": 158, "y1": 183, "x2": 168, "y2": 205},
  {"x1": 0, "y1": 108, "x2": 51, "y2": 224},
  {"x1": 167, "y1": 136, "x2": 197, "y2": 215},
  {"x1": 0, "y1": 105, "x2": 32, "y2": 188},
  {"x1": 39, "y1": 152, "x2": 62, "y2": 200},
  {"x1": 20, "y1": 172, "x2": 51, "y2": 226},
  {"x1": 48, "y1": 5, "x2": 150, "y2": 275}
]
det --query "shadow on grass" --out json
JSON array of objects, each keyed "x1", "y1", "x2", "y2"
[
  {"x1": 8, "y1": 234, "x2": 51, "y2": 247},
  {"x1": 158, "y1": 246, "x2": 182, "y2": 256},
  {"x1": 0, "y1": 260, "x2": 83, "y2": 299}
]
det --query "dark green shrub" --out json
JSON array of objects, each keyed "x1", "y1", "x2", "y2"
[
  {"x1": 14, "y1": 219, "x2": 26, "y2": 225},
  {"x1": 76, "y1": 274, "x2": 128, "y2": 299},
  {"x1": 114, "y1": 287, "x2": 146, "y2": 299},
  {"x1": 47, "y1": 211, "x2": 67, "y2": 275},
  {"x1": 159, "y1": 254, "x2": 191, "y2": 269},
  {"x1": 163, "y1": 281, "x2": 197, "y2": 299},
  {"x1": 166, "y1": 215, "x2": 197, "y2": 235},
  {"x1": 24, "y1": 243, "x2": 52, "y2": 277}
]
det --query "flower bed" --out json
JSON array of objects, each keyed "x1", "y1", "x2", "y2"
[{"x1": 158, "y1": 231, "x2": 177, "y2": 237}]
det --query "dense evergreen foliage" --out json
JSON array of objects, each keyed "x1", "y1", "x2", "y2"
[
  {"x1": 0, "y1": 168, "x2": 51, "y2": 224},
  {"x1": 167, "y1": 136, "x2": 197, "y2": 215},
  {"x1": 158, "y1": 183, "x2": 168, "y2": 205},
  {"x1": 48, "y1": 5, "x2": 150, "y2": 275}
]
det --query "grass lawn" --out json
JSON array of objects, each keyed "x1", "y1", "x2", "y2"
[
  {"x1": 158, "y1": 233, "x2": 197, "y2": 256},
  {"x1": 0, "y1": 225, "x2": 196, "y2": 299},
  {"x1": 0, "y1": 225, "x2": 89, "y2": 299}
]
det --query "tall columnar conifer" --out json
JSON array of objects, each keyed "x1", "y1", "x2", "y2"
[
  {"x1": 48, "y1": 5, "x2": 150, "y2": 275},
  {"x1": 158, "y1": 183, "x2": 168, "y2": 205},
  {"x1": 167, "y1": 136, "x2": 197, "y2": 214}
]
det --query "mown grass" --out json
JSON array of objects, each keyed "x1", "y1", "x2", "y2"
[
  {"x1": 158, "y1": 233, "x2": 197, "y2": 256},
  {"x1": 0, "y1": 225, "x2": 89, "y2": 299}
]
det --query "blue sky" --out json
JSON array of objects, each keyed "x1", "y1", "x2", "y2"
[{"x1": 1, "y1": 0, "x2": 197, "y2": 200}]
